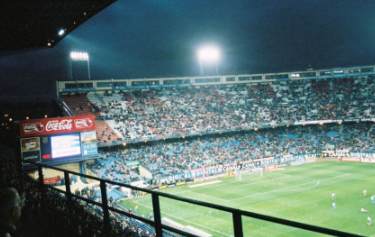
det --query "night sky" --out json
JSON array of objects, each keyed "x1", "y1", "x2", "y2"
[{"x1": 1, "y1": 0, "x2": 375, "y2": 99}]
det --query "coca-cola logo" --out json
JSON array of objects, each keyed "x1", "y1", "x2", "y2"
[
  {"x1": 74, "y1": 118, "x2": 94, "y2": 129},
  {"x1": 23, "y1": 123, "x2": 44, "y2": 133},
  {"x1": 46, "y1": 119, "x2": 73, "y2": 131}
]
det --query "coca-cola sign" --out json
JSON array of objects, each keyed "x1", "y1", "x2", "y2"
[
  {"x1": 46, "y1": 119, "x2": 73, "y2": 132},
  {"x1": 20, "y1": 114, "x2": 96, "y2": 137}
]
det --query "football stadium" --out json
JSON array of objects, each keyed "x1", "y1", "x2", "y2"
[
  {"x1": 1, "y1": 1, "x2": 375, "y2": 237},
  {"x1": 57, "y1": 67, "x2": 375, "y2": 237}
]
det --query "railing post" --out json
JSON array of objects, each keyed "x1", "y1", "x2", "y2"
[
  {"x1": 64, "y1": 171, "x2": 72, "y2": 204},
  {"x1": 232, "y1": 210, "x2": 243, "y2": 237},
  {"x1": 37, "y1": 166, "x2": 45, "y2": 203},
  {"x1": 100, "y1": 180, "x2": 110, "y2": 235},
  {"x1": 151, "y1": 193, "x2": 163, "y2": 237}
]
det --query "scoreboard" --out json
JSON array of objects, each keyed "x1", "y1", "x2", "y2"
[{"x1": 19, "y1": 114, "x2": 98, "y2": 167}]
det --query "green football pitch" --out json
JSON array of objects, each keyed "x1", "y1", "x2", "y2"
[{"x1": 118, "y1": 161, "x2": 375, "y2": 237}]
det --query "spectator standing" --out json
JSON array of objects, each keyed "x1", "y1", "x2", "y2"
[{"x1": 0, "y1": 188, "x2": 24, "y2": 237}]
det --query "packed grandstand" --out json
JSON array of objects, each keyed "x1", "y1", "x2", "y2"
[
  {"x1": 62, "y1": 72, "x2": 375, "y2": 145},
  {"x1": 89, "y1": 122, "x2": 375, "y2": 186},
  {"x1": 57, "y1": 68, "x2": 375, "y2": 186}
]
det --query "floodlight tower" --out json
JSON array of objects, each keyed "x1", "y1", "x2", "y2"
[
  {"x1": 197, "y1": 44, "x2": 221, "y2": 75},
  {"x1": 70, "y1": 51, "x2": 91, "y2": 80}
]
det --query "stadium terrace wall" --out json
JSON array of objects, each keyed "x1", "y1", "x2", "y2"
[{"x1": 56, "y1": 64, "x2": 375, "y2": 94}]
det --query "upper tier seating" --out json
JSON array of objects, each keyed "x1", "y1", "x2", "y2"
[{"x1": 72, "y1": 76, "x2": 375, "y2": 143}]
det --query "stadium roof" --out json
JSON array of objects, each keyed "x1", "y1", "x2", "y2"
[{"x1": 0, "y1": 1, "x2": 117, "y2": 50}]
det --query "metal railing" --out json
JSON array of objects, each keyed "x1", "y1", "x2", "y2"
[{"x1": 28, "y1": 161, "x2": 365, "y2": 237}]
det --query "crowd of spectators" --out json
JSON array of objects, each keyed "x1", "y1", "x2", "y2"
[
  {"x1": 90, "y1": 122, "x2": 375, "y2": 185},
  {"x1": 84, "y1": 76, "x2": 375, "y2": 143}
]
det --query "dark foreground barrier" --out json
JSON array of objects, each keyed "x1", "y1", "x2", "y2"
[{"x1": 27, "y1": 161, "x2": 364, "y2": 237}]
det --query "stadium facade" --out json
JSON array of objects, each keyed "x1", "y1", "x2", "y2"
[{"x1": 57, "y1": 64, "x2": 375, "y2": 93}]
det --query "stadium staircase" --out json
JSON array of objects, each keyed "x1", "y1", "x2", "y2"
[{"x1": 62, "y1": 94, "x2": 98, "y2": 115}]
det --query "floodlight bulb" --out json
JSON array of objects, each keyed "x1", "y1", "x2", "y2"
[
  {"x1": 58, "y1": 29, "x2": 66, "y2": 36},
  {"x1": 70, "y1": 51, "x2": 89, "y2": 61},
  {"x1": 197, "y1": 45, "x2": 221, "y2": 63}
]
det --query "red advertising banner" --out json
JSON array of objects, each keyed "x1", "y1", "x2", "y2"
[
  {"x1": 20, "y1": 114, "x2": 96, "y2": 137},
  {"x1": 43, "y1": 176, "x2": 61, "y2": 185}
]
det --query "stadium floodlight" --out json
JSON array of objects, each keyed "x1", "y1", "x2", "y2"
[
  {"x1": 70, "y1": 51, "x2": 89, "y2": 61},
  {"x1": 69, "y1": 51, "x2": 91, "y2": 80},
  {"x1": 58, "y1": 28, "x2": 66, "y2": 36},
  {"x1": 197, "y1": 45, "x2": 221, "y2": 63},
  {"x1": 196, "y1": 44, "x2": 221, "y2": 75}
]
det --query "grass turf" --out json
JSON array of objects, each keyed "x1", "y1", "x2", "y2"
[{"x1": 118, "y1": 161, "x2": 375, "y2": 236}]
